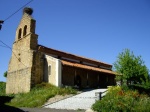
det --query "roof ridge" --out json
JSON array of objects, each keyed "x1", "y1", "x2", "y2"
[{"x1": 38, "y1": 45, "x2": 112, "y2": 68}]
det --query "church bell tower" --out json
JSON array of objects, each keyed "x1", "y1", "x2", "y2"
[{"x1": 6, "y1": 7, "x2": 44, "y2": 94}]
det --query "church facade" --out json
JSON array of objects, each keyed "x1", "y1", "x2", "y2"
[{"x1": 6, "y1": 8, "x2": 116, "y2": 94}]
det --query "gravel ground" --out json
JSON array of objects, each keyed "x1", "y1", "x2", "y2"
[{"x1": 44, "y1": 89, "x2": 107, "y2": 110}]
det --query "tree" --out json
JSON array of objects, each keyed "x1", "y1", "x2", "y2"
[
  {"x1": 113, "y1": 49, "x2": 149, "y2": 85},
  {"x1": 3, "y1": 71, "x2": 7, "y2": 77}
]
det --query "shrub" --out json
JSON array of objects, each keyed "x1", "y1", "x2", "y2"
[
  {"x1": 0, "y1": 82, "x2": 6, "y2": 96},
  {"x1": 92, "y1": 86, "x2": 150, "y2": 112}
]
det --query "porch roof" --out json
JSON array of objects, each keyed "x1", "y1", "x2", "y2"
[{"x1": 61, "y1": 60, "x2": 116, "y2": 75}]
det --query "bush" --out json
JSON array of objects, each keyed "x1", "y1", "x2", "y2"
[
  {"x1": 128, "y1": 84, "x2": 150, "y2": 96},
  {"x1": 0, "y1": 82, "x2": 6, "y2": 96},
  {"x1": 92, "y1": 86, "x2": 150, "y2": 112}
]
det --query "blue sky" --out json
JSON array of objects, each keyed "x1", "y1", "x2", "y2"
[{"x1": 0, "y1": 0, "x2": 150, "y2": 82}]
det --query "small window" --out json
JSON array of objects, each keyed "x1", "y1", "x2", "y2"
[
  {"x1": 48, "y1": 65, "x2": 51, "y2": 75},
  {"x1": 18, "y1": 28, "x2": 22, "y2": 39},
  {"x1": 23, "y1": 25, "x2": 27, "y2": 36}
]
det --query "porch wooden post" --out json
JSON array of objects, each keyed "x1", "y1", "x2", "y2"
[
  {"x1": 74, "y1": 69, "x2": 76, "y2": 86},
  {"x1": 98, "y1": 74, "x2": 100, "y2": 88},
  {"x1": 86, "y1": 72, "x2": 88, "y2": 87}
]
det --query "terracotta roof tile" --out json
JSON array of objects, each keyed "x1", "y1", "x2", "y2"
[{"x1": 61, "y1": 60, "x2": 116, "y2": 75}]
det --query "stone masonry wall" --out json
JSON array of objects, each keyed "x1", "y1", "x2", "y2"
[
  {"x1": 6, "y1": 11, "x2": 42, "y2": 94},
  {"x1": 31, "y1": 51, "x2": 44, "y2": 87},
  {"x1": 6, "y1": 35, "x2": 35, "y2": 94}
]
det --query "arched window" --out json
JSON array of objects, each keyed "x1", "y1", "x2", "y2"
[
  {"x1": 18, "y1": 28, "x2": 22, "y2": 39},
  {"x1": 23, "y1": 25, "x2": 27, "y2": 36}
]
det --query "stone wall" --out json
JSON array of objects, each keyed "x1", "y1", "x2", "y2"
[
  {"x1": 15, "y1": 13, "x2": 36, "y2": 42},
  {"x1": 6, "y1": 11, "x2": 41, "y2": 94},
  {"x1": 31, "y1": 51, "x2": 44, "y2": 86},
  {"x1": 6, "y1": 46, "x2": 44, "y2": 94},
  {"x1": 6, "y1": 37, "x2": 36, "y2": 94},
  {"x1": 6, "y1": 67, "x2": 31, "y2": 94}
]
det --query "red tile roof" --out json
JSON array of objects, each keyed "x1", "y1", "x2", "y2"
[{"x1": 61, "y1": 60, "x2": 116, "y2": 75}]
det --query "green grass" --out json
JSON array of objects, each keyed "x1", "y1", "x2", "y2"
[{"x1": 0, "y1": 82, "x2": 77, "y2": 107}]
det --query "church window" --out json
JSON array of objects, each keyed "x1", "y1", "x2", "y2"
[
  {"x1": 23, "y1": 25, "x2": 27, "y2": 36},
  {"x1": 18, "y1": 28, "x2": 22, "y2": 39},
  {"x1": 48, "y1": 65, "x2": 51, "y2": 75}
]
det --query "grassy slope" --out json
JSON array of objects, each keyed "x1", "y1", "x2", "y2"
[{"x1": 0, "y1": 82, "x2": 77, "y2": 107}]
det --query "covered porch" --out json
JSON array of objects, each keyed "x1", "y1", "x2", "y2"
[{"x1": 61, "y1": 60, "x2": 116, "y2": 88}]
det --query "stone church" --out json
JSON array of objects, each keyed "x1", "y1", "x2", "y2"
[{"x1": 6, "y1": 8, "x2": 116, "y2": 94}]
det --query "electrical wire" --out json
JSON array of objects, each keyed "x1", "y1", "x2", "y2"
[
  {"x1": 4, "y1": 0, "x2": 34, "y2": 22},
  {"x1": 0, "y1": 40, "x2": 39, "y2": 75},
  {"x1": 0, "y1": 44, "x2": 8, "y2": 48},
  {"x1": 0, "y1": 40, "x2": 27, "y2": 67},
  {"x1": 0, "y1": 40, "x2": 11, "y2": 49},
  {"x1": 0, "y1": 44, "x2": 32, "y2": 53},
  {"x1": 0, "y1": 0, "x2": 35, "y2": 68}
]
